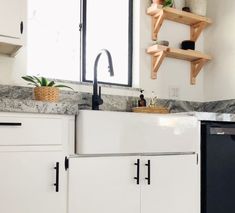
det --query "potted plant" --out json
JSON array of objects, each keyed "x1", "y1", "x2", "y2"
[
  {"x1": 22, "y1": 76, "x2": 73, "y2": 102},
  {"x1": 152, "y1": 0, "x2": 174, "y2": 7},
  {"x1": 163, "y1": 0, "x2": 174, "y2": 7}
]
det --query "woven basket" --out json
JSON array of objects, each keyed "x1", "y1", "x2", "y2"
[
  {"x1": 132, "y1": 106, "x2": 169, "y2": 114},
  {"x1": 34, "y1": 87, "x2": 59, "y2": 102}
]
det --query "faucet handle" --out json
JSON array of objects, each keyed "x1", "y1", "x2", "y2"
[
  {"x1": 99, "y1": 86, "x2": 102, "y2": 98},
  {"x1": 98, "y1": 86, "x2": 103, "y2": 105}
]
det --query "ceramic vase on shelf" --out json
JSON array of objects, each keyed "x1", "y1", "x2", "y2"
[
  {"x1": 185, "y1": 0, "x2": 207, "y2": 16},
  {"x1": 152, "y1": 0, "x2": 164, "y2": 5}
]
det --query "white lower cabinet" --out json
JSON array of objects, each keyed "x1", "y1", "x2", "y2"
[
  {"x1": 141, "y1": 155, "x2": 198, "y2": 213},
  {"x1": 68, "y1": 154, "x2": 199, "y2": 213},
  {"x1": 0, "y1": 112, "x2": 75, "y2": 213},
  {"x1": 68, "y1": 156, "x2": 140, "y2": 213},
  {"x1": 0, "y1": 152, "x2": 67, "y2": 213}
]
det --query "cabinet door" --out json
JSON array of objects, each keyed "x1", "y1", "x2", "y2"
[
  {"x1": 141, "y1": 154, "x2": 199, "y2": 213},
  {"x1": 68, "y1": 156, "x2": 141, "y2": 213},
  {"x1": 0, "y1": 152, "x2": 67, "y2": 213},
  {"x1": 0, "y1": 0, "x2": 22, "y2": 38}
]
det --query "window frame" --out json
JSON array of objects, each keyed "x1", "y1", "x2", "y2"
[{"x1": 80, "y1": 0, "x2": 133, "y2": 87}]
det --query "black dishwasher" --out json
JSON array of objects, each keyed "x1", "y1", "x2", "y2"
[{"x1": 201, "y1": 122, "x2": 235, "y2": 213}]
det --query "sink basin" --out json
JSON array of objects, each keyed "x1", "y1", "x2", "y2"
[{"x1": 76, "y1": 110, "x2": 199, "y2": 154}]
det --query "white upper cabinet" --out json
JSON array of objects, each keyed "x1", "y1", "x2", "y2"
[
  {"x1": 0, "y1": 0, "x2": 22, "y2": 38},
  {"x1": 0, "y1": 0, "x2": 24, "y2": 56}
]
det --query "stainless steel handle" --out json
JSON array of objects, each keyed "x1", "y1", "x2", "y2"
[{"x1": 210, "y1": 127, "x2": 235, "y2": 135}]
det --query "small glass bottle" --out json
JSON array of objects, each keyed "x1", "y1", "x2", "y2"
[
  {"x1": 149, "y1": 91, "x2": 156, "y2": 107},
  {"x1": 138, "y1": 90, "x2": 147, "y2": 107}
]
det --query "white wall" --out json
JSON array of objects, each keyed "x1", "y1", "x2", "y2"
[
  {"x1": 0, "y1": 0, "x2": 206, "y2": 101},
  {"x1": 204, "y1": 0, "x2": 235, "y2": 101}
]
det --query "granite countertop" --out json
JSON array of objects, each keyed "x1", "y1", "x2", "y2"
[
  {"x1": 0, "y1": 85, "x2": 234, "y2": 115},
  {"x1": 179, "y1": 112, "x2": 235, "y2": 122},
  {"x1": 0, "y1": 98, "x2": 81, "y2": 115}
]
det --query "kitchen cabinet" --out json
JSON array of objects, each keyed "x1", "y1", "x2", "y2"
[
  {"x1": 0, "y1": 152, "x2": 67, "y2": 213},
  {"x1": 68, "y1": 156, "x2": 140, "y2": 213},
  {"x1": 0, "y1": 0, "x2": 24, "y2": 56},
  {"x1": 141, "y1": 155, "x2": 198, "y2": 213},
  {"x1": 68, "y1": 154, "x2": 198, "y2": 213},
  {"x1": 0, "y1": 112, "x2": 75, "y2": 213},
  {"x1": 0, "y1": 0, "x2": 23, "y2": 38}
]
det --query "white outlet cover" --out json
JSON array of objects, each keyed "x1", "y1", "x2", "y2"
[{"x1": 169, "y1": 86, "x2": 180, "y2": 99}]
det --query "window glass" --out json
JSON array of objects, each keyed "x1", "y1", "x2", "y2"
[
  {"x1": 83, "y1": 0, "x2": 132, "y2": 86},
  {"x1": 27, "y1": 0, "x2": 80, "y2": 81}
]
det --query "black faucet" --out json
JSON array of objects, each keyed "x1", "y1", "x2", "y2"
[{"x1": 92, "y1": 49, "x2": 114, "y2": 110}]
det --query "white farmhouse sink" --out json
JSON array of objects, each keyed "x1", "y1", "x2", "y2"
[{"x1": 76, "y1": 110, "x2": 199, "y2": 154}]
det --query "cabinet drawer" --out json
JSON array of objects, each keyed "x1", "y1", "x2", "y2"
[{"x1": 0, "y1": 115, "x2": 63, "y2": 146}]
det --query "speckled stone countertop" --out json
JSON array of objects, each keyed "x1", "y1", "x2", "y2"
[
  {"x1": 0, "y1": 85, "x2": 234, "y2": 115},
  {"x1": 179, "y1": 112, "x2": 235, "y2": 122}
]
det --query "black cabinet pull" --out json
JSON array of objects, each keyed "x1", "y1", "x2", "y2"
[
  {"x1": 134, "y1": 159, "x2": 140, "y2": 185},
  {"x1": 20, "y1": 21, "x2": 24, "y2": 34},
  {"x1": 145, "y1": 160, "x2": 151, "y2": 185},
  {"x1": 0, "y1": 122, "x2": 22, "y2": 126},
  {"x1": 54, "y1": 162, "x2": 59, "y2": 192}
]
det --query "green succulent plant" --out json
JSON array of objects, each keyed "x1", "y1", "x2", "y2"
[
  {"x1": 163, "y1": 0, "x2": 174, "y2": 7},
  {"x1": 22, "y1": 76, "x2": 73, "y2": 90}
]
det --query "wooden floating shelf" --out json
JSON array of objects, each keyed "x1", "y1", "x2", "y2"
[
  {"x1": 147, "y1": 4, "x2": 212, "y2": 41},
  {"x1": 147, "y1": 45, "x2": 212, "y2": 85}
]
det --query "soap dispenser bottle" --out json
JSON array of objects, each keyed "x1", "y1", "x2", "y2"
[{"x1": 138, "y1": 90, "x2": 147, "y2": 107}]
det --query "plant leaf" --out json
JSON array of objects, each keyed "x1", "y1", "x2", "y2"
[
  {"x1": 163, "y1": 0, "x2": 173, "y2": 7},
  {"x1": 22, "y1": 76, "x2": 39, "y2": 86},
  {"x1": 54, "y1": 85, "x2": 73, "y2": 90},
  {"x1": 41, "y1": 77, "x2": 48, "y2": 86},
  {"x1": 47, "y1": 81, "x2": 55, "y2": 87},
  {"x1": 33, "y1": 76, "x2": 42, "y2": 85}
]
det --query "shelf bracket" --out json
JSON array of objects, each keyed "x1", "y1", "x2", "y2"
[
  {"x1": 151, "y1": 51, "x2": 165, "y2": 79},
  {"x1": 152, "y1": 10, "x2": 164, "y2": 41},
  {"x1": 191, "y1": 58, "x2": 207, "y2": 85},
  {"x1": 190, "y1": 22, "x2": 207, "y2": 41}
]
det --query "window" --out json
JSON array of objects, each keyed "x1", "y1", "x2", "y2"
[
  {"x1": 27, "y1": 0, "x2": 133, "y2": 87},
  {"x1": 82, "y1": 0, "x2": 133, "y2": 86},
  {"x1": 27, "y1": 0, "x2": 81, "y2": 81}
]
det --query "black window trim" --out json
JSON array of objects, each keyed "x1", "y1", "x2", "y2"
[{"x1": 80, "y1": 0, "x2": 133, "y2": 87}]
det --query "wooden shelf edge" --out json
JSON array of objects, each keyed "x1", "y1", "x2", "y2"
[
  {"x1": 146, "y1": 45, "x2": 212, "y2": 84},
  {"x1": 147, "y1": 45, "x2": 212, "y2": 61},
  {"x1": 147, "y1": 4, "x2": 212, "y2": 25},
  {"x1": 147, "y1": 4, "x2": 212, "y2": 41}
]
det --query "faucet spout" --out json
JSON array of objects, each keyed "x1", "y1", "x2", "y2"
[{"x1": 92, "y1": 49, "x2": 114, "y2": 110}]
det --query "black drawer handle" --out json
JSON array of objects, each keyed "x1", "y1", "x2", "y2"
[
  {"x1": 0, "y1": 122, "x2": 22, "y2": 126},
  {"x1": 145, "y1": 160, "x2": 151, "y2": 185},
  {"x1": 134, "y1": 159, "x2": 140, "y2": 185},
  {"x1": 54, "y1": 162, "x2": 59, "y2": 192}
]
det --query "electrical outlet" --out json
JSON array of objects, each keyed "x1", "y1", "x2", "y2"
[{"x1": 169, "y1": 86, "x2": 180, "y2": 99}]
